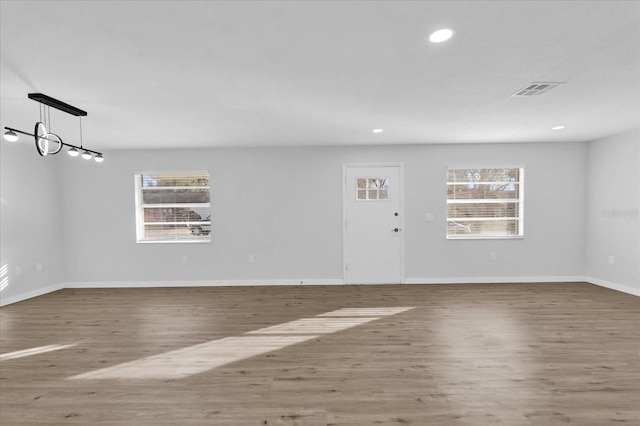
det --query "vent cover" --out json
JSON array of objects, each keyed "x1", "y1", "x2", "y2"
[{"x1": 511, "y1": 82, "x2": 565, "y2": 97}]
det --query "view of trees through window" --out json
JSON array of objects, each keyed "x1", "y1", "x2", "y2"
[
  {"x1": 447, "y1": 168, "x2": 523, "y2": 238},
  {"x1": 135, "y1": 173, "x2": 211, "y2": 242}
]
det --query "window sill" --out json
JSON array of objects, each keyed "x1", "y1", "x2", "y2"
[{"x1": 136, "y1": 239, "x2": 212, "y2": 244}]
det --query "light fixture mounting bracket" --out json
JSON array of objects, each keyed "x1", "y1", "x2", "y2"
[{"x1": 28, "y1": 93, "x2": 87, "y2": 117}]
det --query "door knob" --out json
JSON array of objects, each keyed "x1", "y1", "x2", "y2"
[{"x1": 392, "y1": 228, "x2": 399, "y2": 232}]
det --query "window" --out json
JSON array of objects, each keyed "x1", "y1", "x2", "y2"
[
  {"x1": 134, "y1": 172, "x2": 211, "y2": 243},
  {"x1": 356, "y1": 177, "x2": 389, "y2": 201},
  {"x1": 446, "y1": 168, "x2": 524, "y2": 239}
]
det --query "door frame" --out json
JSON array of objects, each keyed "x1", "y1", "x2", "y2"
[{"x1": 342, "y1": 163, "x2": 405, "y2": 284}]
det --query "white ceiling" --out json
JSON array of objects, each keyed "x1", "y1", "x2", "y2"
[{"x1": 1, "y1": 1, "x2": 639, "y2": 151}]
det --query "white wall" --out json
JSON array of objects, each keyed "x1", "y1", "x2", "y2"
[
  {"x1": 585, "y1": 129, "x2": 640, "y2": 294},
  {"x1": 0, "y1": 141, "x2": 66, "y2": 305},
  {"x1": 61, "y1": 147, "x2": 344, "y2": 284},
  {"x1": 59, "y1": 142, "x2": 588, "y2": 287},
  {"x1": 8, "y1": 138, "x2": 621, "y2": 306},
  {"x1": 403, "y1": 142, "x2": 588, "y2": 282}
]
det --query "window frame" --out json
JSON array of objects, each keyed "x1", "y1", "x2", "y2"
[
  {"x1": 134, "y1": 171, "x2": 212, "y2": 244},
  {"x1": 446, "y1": 167, "x2": 524, "y2": 240}
]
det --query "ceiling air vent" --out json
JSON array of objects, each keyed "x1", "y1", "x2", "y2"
[{"x1": 511, "y1": 82, "x2": 565, "y2": 97}]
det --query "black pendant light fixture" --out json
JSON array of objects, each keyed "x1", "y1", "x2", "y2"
[{"x1": 3, "y1": 93, "x2": 104, "y2": 163}]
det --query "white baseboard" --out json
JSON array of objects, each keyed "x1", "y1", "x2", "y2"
[
  {"x1": 403, "y1": 276, "x2": 638, "y2": 296},
  {"x1": 4, "y1": 277, "x2": 635, "y2": 306},
  {"x1": 65, "y1": 278, "x2": 345, "y2": 289},
  {"x1": 67, "y1": 276, "x2": 588, "y2": 289},
  {"x1": 0, "y1": 283, "x2": 65, "y2": 307},
  {"x1": 402, "y1": 276, "x2": 587, "y2": 284},
  {"x1": 585, "y1": 277, "x2": 640, "y2": 296}
]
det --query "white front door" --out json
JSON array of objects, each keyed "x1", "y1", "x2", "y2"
[{"x1": 343, "y1": 164, "x2": 403, "y2": 284}]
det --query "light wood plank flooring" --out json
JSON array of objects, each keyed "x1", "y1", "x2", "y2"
[{"x1": 1, "y1": 283, "x2": 638, "y2": 425}]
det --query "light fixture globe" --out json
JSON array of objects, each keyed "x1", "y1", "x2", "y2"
[
  {"x1": 68, "y1": 147, "x2": 80, "y2": 157},
  {"x1": 429, "y1": 28, "x2": 455, "y2": 43},
  {"x1": 81, "y1": 150, "x2": 92, "y2": 160},
  {"x1": 3, "y1": 129, "x2": 19, "y2": 142},
  {"x1": 94, "y1": 153, "x2": 104, "y2": 163}
]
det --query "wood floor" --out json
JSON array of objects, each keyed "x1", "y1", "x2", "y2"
[{"x1": 0, "y1": 283, "x2": 638, "y2": 425}]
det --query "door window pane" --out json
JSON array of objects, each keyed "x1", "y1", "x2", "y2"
[{"x1": 356, "y1": 177, "x2": 390, "y2": 201}]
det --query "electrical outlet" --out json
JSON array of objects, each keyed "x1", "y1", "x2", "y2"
[
  {"x1": 490, "y1": 252, "x2": 497, "y2": 261},
  {"x1": 36, "y1": 262, "x2": 43, "y2": 272},
  {"x1": 181, "y1": 256, "x2": 189, "y2": 265},
  {"x1": 608, "y1": 256, "x2": 615, "y2": 265},
  {"x1": 425, "y1": 213, "x2": 434, "y2": 222},
  {"x1": 15, "y1": 266, "x2": 22, "y2": 276},
  {"x1": 249, "y1": 255, "x2": 255, "y2": 264}
]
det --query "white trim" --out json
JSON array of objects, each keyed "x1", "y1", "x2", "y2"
[
  {"x1": 447, "y1": 199, "x2": 521, "y2": 204},
  {"x1": 134, "y1": 170, "x2": 210, "y2": 176},
  {"x1": 0, "y1": 283, "x2": 64, "y2": 307},
  {"x1": 142, "y1": 204, "x2": 210, "y2": 209},
  {"x1": 342, "y1": 162, "x2": 406, "y2": 168},
  {"x1": 136, "y1": 239, "x2": 211, "y2": 244},
  {"x1": 402, "y1": 276, "x2": 587, "y2": 284},
  {"x1": 448, "y1": 181, "x2": 522, "y2": 186},
  {"x1": 447, "y1": 167, "x2": 524, "y2": 239},
  {"x1": 585, "y1": 277, "x2": 640, "y2": 297},
  {"x1": 3, "y1": 277, "x2": 636, "y2": 306},
  {"x1": 399, "y1": 165, "x2": 406, "y2": 283},
  {"x1": 142, "y1": 221, "x2": 211, "y2": 225},
  {"x1": 134, "y1": 171, "x2": 212, "y2": 244},
  {"x1": 402, "y1": 276, "x2": 638, "y2": 296},
  {"x1": 342, "y1": 163, "x2": 405, "y2": 285},
  {"x1": 142, "y1": 186, "x2": 211, "y2": 191},
  {"x1": 342, "y1": 166, "x2": 347, "y2": 284},
  {"x1": 447, "y1": 163, "x2": 527, "y2": 170},
  {"x1": 447, "y1": 235, "x2": 525, "y2": 240},
  {"x1": 65, "y1": 279, "x2": 345, "y2": 289}
]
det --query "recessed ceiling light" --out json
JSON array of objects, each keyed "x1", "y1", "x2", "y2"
[
  {"x1": 429, "y1": 28, "x2": 455, "y2": 43},
  {"x1": 552, "y1": 125, "x2": 565, "y2": 130},
  {"x1": 372, "y1": 129, "x2": 384, "y2": 133}
]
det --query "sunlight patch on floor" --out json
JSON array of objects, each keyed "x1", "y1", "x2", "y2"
[
  {"x1": 317, "y1": 307, "x2": 414, "y2": 317},
  {"x1": 0, "y1": 344, "x2": 76, "y2": 361},
  {"x1": 69, "y1": 335, "x2": 317, "y2": 380},
  {"x1": 68, "y1": 306, "x2": 415, "y2": 380},
  {"x1": 246, "y1": 317, "x2": 379, "y2": 334}
]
